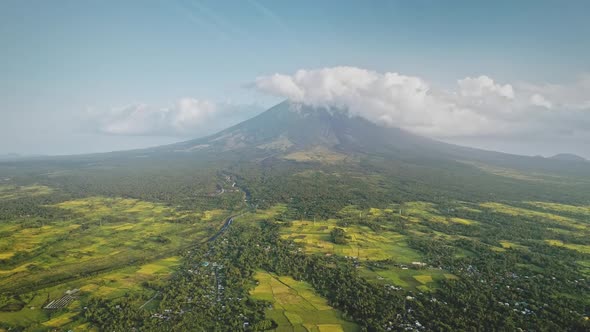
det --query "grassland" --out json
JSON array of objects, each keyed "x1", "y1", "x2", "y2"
[{"x1": 250, "y1": 271, "x2": 359, "y2": 332}]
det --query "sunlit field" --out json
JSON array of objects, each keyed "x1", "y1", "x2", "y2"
[
  {"x1": 250, "y1": 271, "x2": 359, "y2": 332},
  {"x1": 0, "y1": 186, "x2": 228, "y2": 330}
]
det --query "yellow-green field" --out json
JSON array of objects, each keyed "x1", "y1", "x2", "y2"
[
  {"x1": 525, "y1": 201, "x2": 590, "y2": 217},
  {"x1": 281, "y1": 219, "x2": 421, "y2": 263},
  {"x1": 0, "y1": 191, "x2": 228, "y2": 330},
  {"x1": 283, "y1": 146, "x2": 349, "y2": 164},
  {"x1": 0, "y1": 197, "x2": 222, "y2": 293},
  {"x1": 240, "y1": 204, "x2": 289, "y2": 224},
  {"x1": 0, "y1": 184, "x2": 52, "y2": 200},
  {"x1": 359, "y1": 266, "x2": 457, "y2": 291},
  {"x1": 480, "y1": 202, "x2": 586, "y2": 229},
  {"x1": 0, "y1": 255, "x2": 179, "y2": 329},
  {"x1": 250, "y1": 271, "x2": 359, "y2": 332},
  {"x1": 400, "y1": 202, "x2": 476, "y2": 225},
  {"x1": 545, "y1": 240, "x2": 590, "y2": 254}
]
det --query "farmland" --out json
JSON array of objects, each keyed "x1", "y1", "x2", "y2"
[
  {"x1": 0, "y1": 186, "x2": 227, "y2": 330},
  {"x1": 280, "y1": 219, "x2": 420, "y2": 262},
  {"x1": 275, "y1": 200, "x2": 590, "y2": 296},
  {"x1": 250, "y1": 271, "x2": 358, "y2": 332},
  {"x1": 0, "y1": 170, "x2": 589, "y2": 330}
]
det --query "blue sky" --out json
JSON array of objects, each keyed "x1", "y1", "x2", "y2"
[{"x1": 1, "y1": 1, "x2": 589, "y2": 156}]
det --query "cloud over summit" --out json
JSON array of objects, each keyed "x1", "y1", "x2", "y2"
[
  {"x1": 255, "y1": 66, "x2": 590, "y2": 140},
  {"x1": 89, "y1": 98, "x2": 262, "y2": 137}
]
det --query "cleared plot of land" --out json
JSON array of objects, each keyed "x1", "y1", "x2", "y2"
[
  {"x1": 283, "y1": 146, "x2": 348, "y2": 164},
  {"x1": 359, "y1": 266, "x2": 456, "y2": 291},
  {"x1": 250, "y1": 271, "x2": 358, "y2": 332},
  {"x1": 281, "y1": 219, "x2": 421, "y2": 263},
  {"x1": 257, "y1": 136, "x2": 294, "y2": 151},
  {"x1": 239, "y1": 204, "x2": 289, "y2": 224}
]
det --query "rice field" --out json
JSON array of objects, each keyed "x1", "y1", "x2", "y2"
[
  {"x1": 250, "y1": 271, "x2": 359, "y2": 332},
  {"x1": 281, "y1": 219, "x2": 421, "y2": 263},
  {"x1": 0, "y1": 184, "x2": 52, "y2": 200},
  {"x1": 0, "y1": 197, "x2": 223, "y2": 293},
  {"x1": 480, "y1": 202, "x2": 586, "y2": 229},
  {"x1": 400, "y1": 202, "x2": 477, "y2": 225},
  {"x1": 359, "y1": 266, "x2": 456, "y2": 291},
  {"x1": 239, "y1": 204, "x2": 289, "y2": 224},
  {"x1": 524, "y1": 201, "x2": 590, "y2": 217},
  {"x1": 545, "y1": 240, "x2": 590, "y2": 254},
  {"x1": 0, "y1": 191, "x2": 225, "y2": 330}
]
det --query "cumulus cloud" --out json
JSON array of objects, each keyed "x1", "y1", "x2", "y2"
[
  {"x1": 255, "y1": 66, "x2": 590, "y2": 140},
  {"x1": 458, "y1": 75, "x2": 514, "y2": 99},
  {"x1": 530, "y1": 94, "x2": 552, "y2": 109},
  {"x1": 88, "y1": 98, "x2": 262, "y2": 137}
]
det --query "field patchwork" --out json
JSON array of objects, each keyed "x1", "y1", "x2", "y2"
[
  {"x1": 250, "y1": 271, "x2": 358, "y2": 332},
  {"x1": 0, "y1": 192, "x2": 226, "y2": 330},
  {"x1": 281, "y1": 219, "x2": 421, "y2": 263}
]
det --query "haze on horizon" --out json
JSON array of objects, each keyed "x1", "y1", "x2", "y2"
[{"x1": 1, "y1": 0, "x2": 589, "y2": 158}]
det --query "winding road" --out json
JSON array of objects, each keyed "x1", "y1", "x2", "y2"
[{"x1": 207, "y1": 216, "x2": 234, "y2": 242}]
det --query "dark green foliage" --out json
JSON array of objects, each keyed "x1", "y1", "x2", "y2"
[{"x1": 330, "y1": 227, "x2": 347, "y2": 244}]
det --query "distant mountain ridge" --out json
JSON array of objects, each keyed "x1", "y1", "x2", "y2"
[{"x1": 549, "y1": 153, "x2": 587, "y2": 162}]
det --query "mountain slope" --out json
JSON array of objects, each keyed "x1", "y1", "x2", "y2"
[
  {"x1": 160, "y1": 101, "x2": 589, "y2": 176},
  {"x1": 1, "y1": 101, "x2": 588, "y2": 213},
  {"x1": 166, "y1": 101, "x2": 460, "y2": 158},
  {"x1": 549, "y1": 153, "x2": 587, "y2": 162}
]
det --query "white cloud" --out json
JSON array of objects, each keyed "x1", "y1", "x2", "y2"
[
  {"x1": 530, "y1": 94, "x2": 552, "y2": 108},
  {"x1": 89, "y1": 98, "x2": 262, "y2": 137},
  {"x1": 255, "y1": 66, "x2": 590, "y2": 140},
  {"x1": 458, "y1": 75, "x2": 514, "y2": 99}
]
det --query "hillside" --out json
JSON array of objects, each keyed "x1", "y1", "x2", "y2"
[{"x1": 549, "y1": 153, "x2": 587, "y2": 162}]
